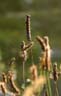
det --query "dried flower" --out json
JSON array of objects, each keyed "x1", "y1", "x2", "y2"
[
  {"x1": 7, "y1": 71, "x2": 20, "y2": 95},
  {"x1": 36, "y1": 36, "x2": 46, "y2": 51},
  {"x1": 36, "y1": 35, "x2": 51, "y2": 71}
]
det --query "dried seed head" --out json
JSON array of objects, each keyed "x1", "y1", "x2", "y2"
[
  {"x1": 53, "y1": 62, "x2": 58, "y2": 81},
  {"x1": 23, "y1": 41, "x2": 34, "y2": 51},
  {"x1": 7, "y1": 71, "x2": 20, "y2": 95},
  {"x1": 2, "y1": 73, "x2": 7, "y2": 83},
  {"x1": 36, "y1": 36, "x2": 46, "y2": 51},
  {"x1": 20, "y1": 41, "x2": 34, "y2": 62},
  {"x1": 0, "y1": 84, "x2": 6, "y2": 95},
  {"x1": 30, "y1": 64, "x2": 38, "y2": 81},
  {"x1": 26, "y1": 15, "x2": 31, "y2": 41},
  {"x1": 39, "y1": 52, "x2": 46, "y2": 70},
  {"x1": 36, "y1": 35, "x2": 51, "y2": 71},
  {"x1": 43, "y1": 36, "x2": 49, "y2": 45}
]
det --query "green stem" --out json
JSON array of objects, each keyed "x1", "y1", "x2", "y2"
[
  {"x1": 45, "y1": 71, "x2": 52, "y2": 96},
  {"x1": 47, "y1": 72, "x2": 52, "y2": 96},
  {"x1": 54, "y1": 82, "x2": 59, "y2": 96}
]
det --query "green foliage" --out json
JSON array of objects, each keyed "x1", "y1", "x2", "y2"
[{"x1": 0, "y1": 0, "x2": 61, "y2": 13}]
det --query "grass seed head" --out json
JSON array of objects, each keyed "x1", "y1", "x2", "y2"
[{"x1": 30, "y1": 64, "x2": 38, "y2": 81}]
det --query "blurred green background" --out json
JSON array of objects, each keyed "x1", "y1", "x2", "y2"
[{"x1": 0, "y1": 0, "x2": 61, "y2": 95}]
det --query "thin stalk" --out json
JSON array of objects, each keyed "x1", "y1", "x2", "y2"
[
  {"x1": 47, "y1": 71, "x2": 52, "y2": 96},
  {"x1": 23, "y1": 61, "x2": 25, "y2": 87},
  {"x1": 54, "y1": 82, "x2": 59, "y2": 96},
  {"x1": 44, "y1": 71, "x2": 49, "y2": 96},
  {"x1": 38, "y1": 70, "x2": 49, "y2": 96},
  {"x1": 45, "y1": 71, "x2": 50, "y2": 96}
]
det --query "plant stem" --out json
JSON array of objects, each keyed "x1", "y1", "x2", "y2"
[
  {"x1": 45, "y1": 71, "x2": 52, "y2": 96},
  {"x1": 23, "y1": 61, "x2": 25, "y2": 87},
  {"x1": 54, "y1": 82, "x2": 59, "y2": 96}
]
